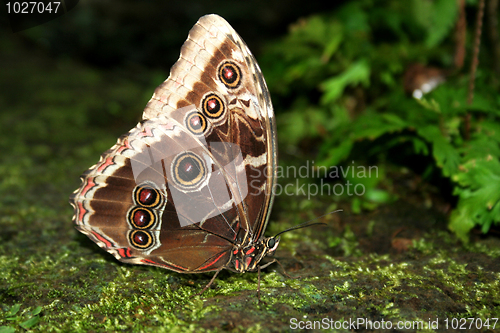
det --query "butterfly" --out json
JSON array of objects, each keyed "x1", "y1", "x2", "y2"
[{"x1": 70, "y1": 14, "x2": 281, "y2": 294}]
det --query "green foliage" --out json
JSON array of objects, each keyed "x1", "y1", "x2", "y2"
[
  {"x1": 450, "y1": 157, "x2": 500, "y2": 241},
  {"x1": 320, "y1": 59, "x2": 370, "y2": 104},
  {"x1": 412, "y1": 0, "x2": 459, "y2": 47},
  {"x1": 0, "y1": 304, "x2": 42, "y2": 332},
  {"x1": 262, "y1": 0, "x2": 500, "y2": 241}
]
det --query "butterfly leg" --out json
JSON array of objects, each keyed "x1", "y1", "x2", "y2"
[
  {"x1": 260, "y1": 258, "x2": 300, "y2": 279},
  {"x1": 257, "y1": 265, "x2": 261, "y2": 302},
  {"x1": 275, "y1": 259, "x2": 301, "y2": 279},
  {"x1": 195, "y1": 268, "x2": 223, "y2": 296}
]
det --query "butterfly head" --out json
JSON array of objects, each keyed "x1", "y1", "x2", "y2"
[
  {"x1": 231, "y1": 236, "x2": 280, "y2": 273},
  {"x1": 229, "y1": 213, "x2": 341, "y2": 274}
]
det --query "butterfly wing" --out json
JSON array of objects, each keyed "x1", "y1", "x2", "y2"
[
  {"x1": 71, "y1": 114, "x2": 241, "y2": 272},
  {"x1": 70, "y1": 14, "x2": 276, "y2": 272},
  {"x1": 144, "y1": 14, "x2": 277, "y2": 242}
]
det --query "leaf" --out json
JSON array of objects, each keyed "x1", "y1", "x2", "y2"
[
  {"x1": 320, "y1": 59, "x2": 370, "y2": 104},
  {"x1": 352, "y1": 111, "x2": 407, "y2": 140},
  {"x1": 450, "y1": 158, "x2": 500, "y2": 242},
  {"x1": 381, "y1": 113, "x2": 407, "y2": 127},
  {"x1": 479, "y1": 121, "x2": 500, "y2": 144},
  {"x1": 412, "y1": 0, "x2": 458, "y2": 47},
  {"x1": 449, "y1": 204, "x2": 476, "y2": 243},
  {"x1": 462, "y1": 136, "x2": 500, "y2": 160},
  {"x1": 417, "y1": 126, "x2": 460, "y2": 177},
  {"x1": 318, "y1": 139, "x2": 354, "y2": 167},
  {"x1": 364, "y1": 189, "x2": 391, "y2": 204},
  {"x1": 426, "y1": 0, "x2": 458, "y2": 47},
  {"x1": 5, "y1": 305, "x2": 20, "y2": 318},
  {"x1": 411, "y1": 137, "x2": 429, "y2": 155},
  {"x1": 416, "y1": 97, "x2": 441, "y2": 114},
  {"x1": 337, "y1": 2, "x2": 370, "y2": 34},
  {"x1": 322, "y1": 32, "x2": 343, "y2": 62},
  {"x1": 19, "y1": 316, "x2": 39, "y2": 329},
  {"x1": 277, "y1": 103, "x2": 330, "y2": 146},
  {"x1": 30, "y1": 306, "x2": 42, "y2": 317},
  {"x1": 351, "y1": 197, "x2": 362, "y2": 214},
  {"x1": 0, "y1": 327, "x2": 16, "y2": 333}
]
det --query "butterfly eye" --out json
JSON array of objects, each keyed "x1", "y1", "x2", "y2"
[
  {"x1": 202, "y1": 93, "x2": 225, "y2": 119},
  {"x1": 185, "y1": 111, "x2": 208, "y2": 135},
  {"x1": 218, "y1": 61, "x2": 241, "y2": 89},
  {"x1": 267, "y1": 238, "x2": 275, "y2": 248},
  {"x1": 134, "y1": 186, "x2": 162, "y2": 208},
  {"x1": 129, "y1": 230, "x2": 154, "y2": 249},
  {"x1": 267, "y1": 237, "x2": 279, "y2": 252},
  {"x1": 171, "y1": 152, "x2": 207, "y2": 189}
]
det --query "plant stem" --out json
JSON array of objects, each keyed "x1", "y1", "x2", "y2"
[{"x1": 465, "y1": 0, "x2": 485, "y2": 140}]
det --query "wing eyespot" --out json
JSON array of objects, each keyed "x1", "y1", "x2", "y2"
[
  {"x1": 218, "y1": 61, "x2": 242, "y2": 89},
  {"x1": 134, "y1": 185, "x2": 162, "y2": 208},
  {"x1": 129, "y1": 230, "x2": 155, "y2": 249},
  {"x1": 201, "y1": 93, "x2": 225, "y2": 119},
  {"x1": 128, "y1": 207, "x2": 155, "y2": 229},
  {"x1": 185, "y1": 111, "x2": 208, "y2": 135},
  {"x1": 171, "y1": 151, "x2": 207, "y2": 189}
]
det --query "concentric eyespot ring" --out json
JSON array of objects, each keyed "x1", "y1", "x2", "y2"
[
  {"x1": 133, "y1": 185, "x2": 162, "y2": 208},
  {"x1": 201, "y1": 93, "x2": 225, "y2": 119},
  {"x1": 128, "y1": 230, "x2": 154, "y2": 249},
  {"x1": 218, "y1": 61, "x2": 241, "y2": 89},
  {"x1": 128, "y1": 207, "x2": 155, "y2": 229},
  {"x1": 171, "y1": 151, "x2": 206, "y2": 189},
  {"x1": 185, "y1": 111, "x2": 208, "y2": 135}
]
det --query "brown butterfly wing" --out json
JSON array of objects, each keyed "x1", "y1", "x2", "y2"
[
  {"x1": 70, "y1": 15, "x2": 276, "y2": 272},
  {"x1": 71, "y1": 115, "x2": 240, "y2": 272},
  {"x1": 144, "y1": 14, "x2": 277, "y2": 241}
]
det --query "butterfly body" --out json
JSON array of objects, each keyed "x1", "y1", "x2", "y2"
[
  {"x1": 230, "y1": 236, "x2": 280, "y2": 273},
  {"x1": 70, "y1": 14, "x2": 278, "y2": 280}
]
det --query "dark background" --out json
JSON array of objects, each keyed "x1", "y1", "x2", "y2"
[{"x1": 2, "y1": 1, "x2": 346, "y2": 70}]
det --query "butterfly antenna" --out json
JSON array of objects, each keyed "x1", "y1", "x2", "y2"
[{"x1": 273, "y1": 209, "x2": 343, "y2": 237}]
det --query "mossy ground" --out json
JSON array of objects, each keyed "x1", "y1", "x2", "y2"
[{"x1": 1, "y1": 28, "x2": 499, "y2": 333}]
